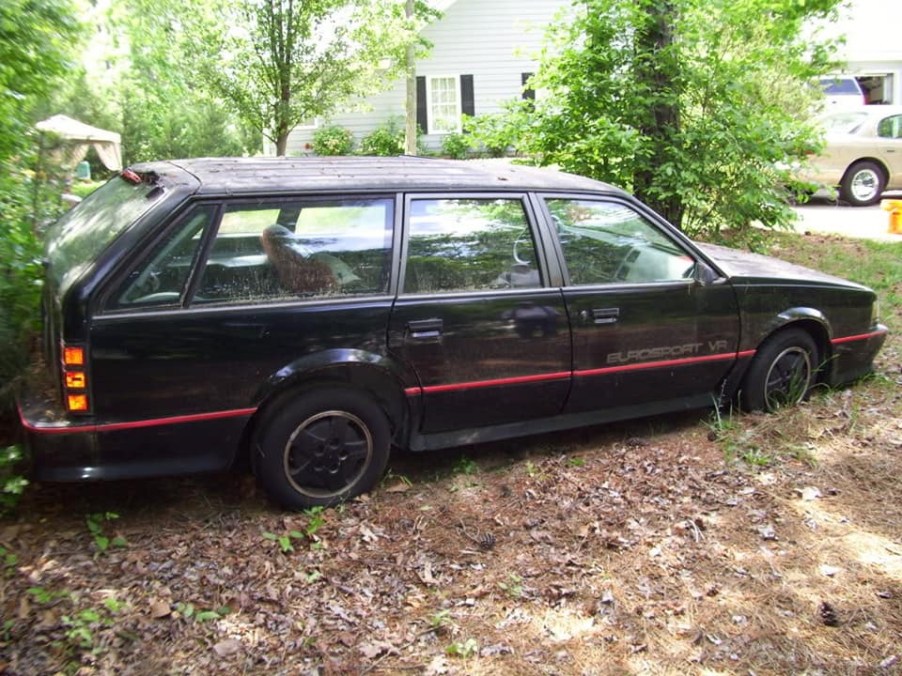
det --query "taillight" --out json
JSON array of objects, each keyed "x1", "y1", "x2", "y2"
[{"x1": 61, "y1": 343, "x2": 90, "y2": 414}]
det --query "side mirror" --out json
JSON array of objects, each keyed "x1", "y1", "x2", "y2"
[{"x1": 695, "y1": 260, "x2": 724, "y2": 286}]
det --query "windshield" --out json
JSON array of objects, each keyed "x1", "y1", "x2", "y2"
[{"x1": 46, "y1": 173, "x2": 163, "y2": 294}]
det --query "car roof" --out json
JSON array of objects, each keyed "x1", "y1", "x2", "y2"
[{"x1": 132, "y1": 156, "x2": 626, "y2": 196}]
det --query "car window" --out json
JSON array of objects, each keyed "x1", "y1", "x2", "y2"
[
  {"x1": 819, "y1": 111, "x2": 868, "y2": 133},
  {"x1": 403, "y1": 198, "x2": 541, "y2": 294},
  {"x1": 819, "y1": 77, "x2": 861, "y2": 95},
  {"x1": 877, "y1": 114, "x2": 902, "y2": 139},
  {"x1": 110, "y1": 206, "x2": 216, "y2": 308},
  {"x1": 109, "y1": 198, "x2": 393, "y2": 309},
  {"x1": 546, "y1": 199, "x2": 694, "y2": 285},
  {"x1": 192, "y1": 198, "x2": 393, "y2": 304}
]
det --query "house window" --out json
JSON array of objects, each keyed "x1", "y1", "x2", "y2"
[{"x1": 427, "y1": 76, "x2": 462, "y2": 134}]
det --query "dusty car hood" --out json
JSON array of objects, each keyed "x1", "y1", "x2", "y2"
[{"x1": 697, "y1": 243, "x2": 869, "y2": 289}]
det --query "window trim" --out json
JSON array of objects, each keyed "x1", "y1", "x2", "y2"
[
  {"x1": 425, "y1": 75, "x2": 463, "y2": 135},
  {"x1": 399, "y1": 191, "x2": 547, "y2": 297}
]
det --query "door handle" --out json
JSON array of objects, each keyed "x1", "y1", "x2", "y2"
[
  {"x1": 407, "y1": 318, "x2": 443, "y2": 339},
  {"x1": 581, "y1": 308, "x2": 619, "y2": 325}
]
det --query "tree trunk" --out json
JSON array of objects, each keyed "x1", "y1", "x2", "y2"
[
  {"x1": 276, "y1": 134, "x2": 289, "y2": 157},
  {"x1": 633, "y1": 0, "x2": 684, "y2": 228},
  {"x1": 404, "y1": 0, "x2": 417, "y2": 155}
]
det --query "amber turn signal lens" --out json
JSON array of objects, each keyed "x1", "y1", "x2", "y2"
[
  {"x1": 67, "y1": 394, "x2": 89, "y2": 412},
  {"x1": 63, "y1": 346, "x2": 85, "y2": 366},
  {"x1": 65, "y1": 371, "x2": 86, "y2": 389}
]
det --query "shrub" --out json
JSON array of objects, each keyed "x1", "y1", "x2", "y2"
[
  {"x1": 359, "y1": 118, "x2": 405, "y2": 157},
  {"x1": 312, "y1": 125, "x2": 354, "y2": 156},
  {"x1": 440, "y1": 132, "x2": 471, "y2": 160},
  {"x1": 464, "y1": 112, "x2": 520, "y2": 158}
]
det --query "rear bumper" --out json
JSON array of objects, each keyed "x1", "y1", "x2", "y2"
[{"x1": 17, "y1": 394, "x2": 252, "y2": 482}]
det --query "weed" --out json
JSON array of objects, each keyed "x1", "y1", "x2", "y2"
[
  {"x1": 262, "y1": 529, "x2": 305, "y2": 554},
  {"x1": 453, "y1": 456, "x2": 478, "y2": 476},
  {"x1": 498, "y1": 573, "x2": 523, "y2": 600},
  {"x1": 173, "y1": 601, "x2": 229, "y2": 623},
  {"x1": 428, "y1": 609, "x2": 452, "y2": 631},
  {"x1": 524, "y1": 461, "x2": 539, "y2": 478},
  {"x1": 446, "y1": 638, "x2": 479, "y2": 658},
  {"x1": 86, "y1": 512, "x2": 127, "y2": 554},
  {"x1": 0, "y1": 545, "x2": 17, "y2": 575},
  {"x1": 567, "y1": 456, "x2": 586, "y2": 468},
  {"x1": 0, "y1": 445, "x2": 28, "y2": 516},
  {"x1": 28, "y1": 586, "x2": 69, "y2": 605}
]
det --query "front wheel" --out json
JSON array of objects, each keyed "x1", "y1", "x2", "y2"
[
  {"x1": 253, "y1": 388, "x2": 391, "y2": 509},
  {"x1": 740, "y1": 329, "x2": 818, "y2": 412},
  {"x1": 839, "y1": 160, "x2": 885, "y2": 207}
]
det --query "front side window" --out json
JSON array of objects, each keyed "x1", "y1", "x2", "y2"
[
  {"x1": 404, "y1": 198, "x2": 540, "y2": 294},
  {"x1": 547, "y1": 199, "x2": 694, "y2": 285},
  {"x1": 428, "y1": 76, "x2": 461, "y2": 134},
  {"x1": 110, "y1": 197, "x2": 393, "y2": 309}
]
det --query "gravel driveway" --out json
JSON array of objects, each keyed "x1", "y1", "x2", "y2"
[{"x1": 792, "y1": 197, "x2": 901, "y2": 241}]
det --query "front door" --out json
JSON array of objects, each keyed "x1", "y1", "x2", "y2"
[{"x1": 541, "y1": 197, "x2": 740, "y2": 415}]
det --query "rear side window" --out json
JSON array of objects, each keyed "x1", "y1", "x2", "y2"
[
  {"x1": 109, "y1": 197, "x2": 394, "y2": 309},
  {"x1": 403, "y1": 198, "x2": 541, "y2": 294}
]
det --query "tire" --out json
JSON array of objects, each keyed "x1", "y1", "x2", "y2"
[
  {"x1": 839, "y1": 160, "x2": 886, "y2": 207},
  {"x1": 253, "y1": 387, "x2": 391, "y2": 509},
  {"x1": 740, "y1": 329, "x2": 818, "y2": 413}
]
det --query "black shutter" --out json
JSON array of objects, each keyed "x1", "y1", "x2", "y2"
[
  {"x1": 521, "y1": 72, "x2": 535, "y2": 101},
  {"x1": 416, "y1": 76, "x2": 428, "y2": 134},
  {"x1": 461, "y1": 74, "x2": 475, "y2": 117}
]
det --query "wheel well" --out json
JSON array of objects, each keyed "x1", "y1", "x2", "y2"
[
  {"x1": 235, "y1": 366, "x2": 410, "y2": 473},
  {"x1": 842, "y1": 158, "x2": 888, "y2": 184}
]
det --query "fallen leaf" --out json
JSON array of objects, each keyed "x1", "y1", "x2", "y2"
[
  {"x1": 213, "y1": 639, "x2": 242, "y2": 658},
  {"x1": 149, "y1": 599, "x2": 171, "y2": 619}
]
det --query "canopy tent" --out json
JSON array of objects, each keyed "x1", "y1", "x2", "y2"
[{"x1": 35, "y1": 114, "x2": 122, "y2": 171}]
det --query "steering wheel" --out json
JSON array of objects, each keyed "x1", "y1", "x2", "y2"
[{"x1": 513, "y1": 229, "x2": 532, "y2": 266}]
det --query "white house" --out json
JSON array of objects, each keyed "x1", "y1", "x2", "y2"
[
  {"x1": 279, "y1": 0, "x2": 902, "y2": 157},
  {"x1": 280, "y1": 0, "x2": 568, "y2": 155},
  {"x1": 825, "y1": 0, "x2": 902, "y2": 104}
]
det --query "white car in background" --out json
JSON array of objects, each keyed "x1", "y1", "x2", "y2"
[
  {"x1": 819, "y1": 76, "x2": 867, "y2": 111},
  {"x1": 805, "y1": 105, "x2": 902, "y2": 206}
]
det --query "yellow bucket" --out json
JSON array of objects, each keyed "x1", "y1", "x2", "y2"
[{"x1": 881, "y1": 199, "x2": 902, "y2": 234}]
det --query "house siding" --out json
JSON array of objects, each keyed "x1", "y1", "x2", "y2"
[{"x1": 280, "y1": 0, "x2": 567, "y2": 156}]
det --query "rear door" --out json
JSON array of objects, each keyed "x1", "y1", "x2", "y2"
[
  {"x1": 540, "y1": 196, "x2": 740, "y2": 415},
  {"x1": 88, "y1": 196, "x2": 396, "y2": 470},
  {"x1": 388, "y1": 194, "x2": 571, "y2": 434}
]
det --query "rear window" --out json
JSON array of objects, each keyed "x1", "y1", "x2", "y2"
[
  {"x1": 46, "y1": 174, "x2": 164, "y2": 294},
  {"x1": 820, "y1": 77, "x2": 861, "y2": 95}
]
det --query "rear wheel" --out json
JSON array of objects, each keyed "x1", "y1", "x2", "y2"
[
  {"x1": 254, "y1": 387, "x2": 391, "y2": 509},
  {"x1": 840, "y1": 160, "x2": 885, "y2": 207},
  {"x1": 741, "y1": 329, "x2": 818, "y2": 412}
]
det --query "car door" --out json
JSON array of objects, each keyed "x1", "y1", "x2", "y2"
[
  {"x1": 388, "y1": 194, "x2": 571, "y2": 434},
  {"x1": 875, "y1": 113, "x2": 902, "y2": 184},
  {"x1": 540, "y1": 196, "x2": 741, "y2": 415},
  {"x1": 88, "y1": 196, "x2": 396, "y2": 469}
]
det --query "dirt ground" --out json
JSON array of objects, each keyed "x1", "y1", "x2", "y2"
[{"x1": 1, "y1": 235, "x2": 900, "y2": 675}]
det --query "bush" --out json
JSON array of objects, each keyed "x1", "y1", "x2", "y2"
[
  {"x1": 440, "y1": 132, "x2": 471, "y2": 160},
  {"x1": 359, "y1": 118, "x2": 405, "y2": 157},
  {"x1": 0, "y1": 155, "x2": 62, "y2": 408},
  {"x1": 312, "y1": 125, "x2": 354, "y2": 156},
  {"x1": 464, "y1": 112, "x2": 520, "y2": 158}
]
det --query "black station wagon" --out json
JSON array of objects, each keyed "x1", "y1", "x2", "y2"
[{"x1": 18, "y1": 157, "x2": 887, "y2": 509}]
